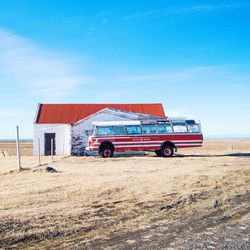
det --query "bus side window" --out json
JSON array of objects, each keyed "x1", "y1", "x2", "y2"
[
  {"x1": 142, "y1": 125, "x2": 157, "y2": 134},
  {"x1": 126, "y1": 125, "x2": 142, "y2": 134},
  {"x1": 172, "y1": 122, "x2": 188, "y2": 133},
  {"x1": 187, "y1": 124, "x2": 200, "y2": 133},
  {"x1": 157, "y1": 124, "x2": 173, "y2": 134},
  {"x1": 96, "y1": 126, "x2": 114, "y2": 135},
  {"x1": 113, "y1": 126, "x2": 127, "y2": 135}
]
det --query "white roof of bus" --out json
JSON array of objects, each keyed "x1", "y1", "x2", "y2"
[{"x1": 93, "y1": 121, "x2": 141, "y2": 126}]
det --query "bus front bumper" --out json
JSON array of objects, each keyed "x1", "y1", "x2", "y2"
[{"x1": 86, "y1": 146, "x2": 98, "y2": 151}]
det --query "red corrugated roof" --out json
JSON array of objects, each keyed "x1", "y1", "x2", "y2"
[{"x1": 36, "y1": 103, "x2": 165, "y2": 124}]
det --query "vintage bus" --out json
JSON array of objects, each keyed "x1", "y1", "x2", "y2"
[{"x1": 87, "y1": 119, "x2": 203, "y2": 158}]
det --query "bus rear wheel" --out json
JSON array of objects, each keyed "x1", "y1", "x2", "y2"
[
  {"x1": 161, "y1": 145, "x2": 174, "y2": 157},
  {"x1": 100, "y1": 146, "x2": 114, "y2": 158}
]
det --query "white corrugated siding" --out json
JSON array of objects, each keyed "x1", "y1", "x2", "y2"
[{"x1": 33, "y1": 124, "x2": 71, "y2": 156}]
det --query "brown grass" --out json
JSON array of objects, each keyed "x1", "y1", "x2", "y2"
[
  {"x1": 0, "y1": 141, "x2": 33, "y2": 156},
  {"x1": 0, "y1": 140, "x2": 249, "y2": 249}
]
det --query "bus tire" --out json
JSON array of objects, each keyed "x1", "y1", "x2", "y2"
[
  {"x1": 161, "y1": 145, "x2": 174, "y2": 157},
  {"x1": 155, "y1": 150, "x2": 162, "y2": 157},
  {"x1": 100, "y1": 146, "x2": 114, "y2": 158}
]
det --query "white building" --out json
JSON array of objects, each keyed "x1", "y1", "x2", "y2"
[{"x1": 33, "y1": 103, "x2": 165, "y2": 156}]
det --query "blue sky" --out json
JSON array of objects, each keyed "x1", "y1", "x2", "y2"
[{"x1": 0, "y1": 0, "x2": 250, "y2": 139}]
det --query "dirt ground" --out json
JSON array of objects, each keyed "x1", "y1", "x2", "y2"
[{"x1": 0, "y1": 140, "x2": 249, "y2": 249}]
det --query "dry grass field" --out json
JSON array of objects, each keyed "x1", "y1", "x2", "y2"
[
  {"x1": 0, "y1": 140, "x2": 249, "y2": 249},
  {"x1": 0, "y1": 141, "x2": 32, "y2": 156}
]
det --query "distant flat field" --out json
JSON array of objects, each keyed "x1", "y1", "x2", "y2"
[
  {"x1": 0, "y1": 141, "x2": 33, "y2": 156},
  {"x1": 0, "y1": 140, "x2": 249, "y2": 249}
]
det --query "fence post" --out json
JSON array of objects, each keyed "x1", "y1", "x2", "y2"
[
  {"x1": 38, "y1": 138, "x2": 41, "y2": 165},
  {"x1": 16, "y1": 126, "x2": 22, "y2": 171},
  {"x1": 51, "y1": 138, "x2": 54, "y2": 162}
]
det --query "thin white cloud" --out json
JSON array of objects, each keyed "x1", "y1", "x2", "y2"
[
  {"x1": 123, "y1": 3, "x2": 250, "y2": 20},
  {"x1": 165, "y1": 108, "x2": 189, "y2": 118},
  {"x1": 174, "y1": 3, "x2": 250, "y2": 13},
  {"x1": 123, "y1": 65, "x2": 226, "y2": 82},
  {"x1": 98, "y1": 91, "x2": 123, "y2": 99},
  {"x1": 95, "y1": 91, "x2": 125, "y2": 102},
  {"x1": 0, "y1": 110, "x2": 34, "y2": 118},
  {"x1": 124, "y1": 72, "x2": 188, "y2": 81},
  {"x1": 0, "y1": 29, "x2": 91, "y2": 98}
]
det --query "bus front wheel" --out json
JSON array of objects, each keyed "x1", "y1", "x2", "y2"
[
  {"x1": 161, "y1": 145, "x2": 174, "y2": 157},
  {"x1": 100, "y1": 146, "x2": 114, "y2": 158}
]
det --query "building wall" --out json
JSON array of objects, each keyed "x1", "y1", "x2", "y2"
[
  {"x1": 72, "y1": 112, "x2": 132, "y2": 155},
  {"x1": 33, "y1": 124, "x2": 71, "y2": 156}
]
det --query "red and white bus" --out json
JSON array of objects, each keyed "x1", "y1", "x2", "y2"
[{"x1": 87, "y1": 119, "x2": 203, "y2": 158}]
